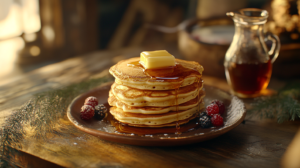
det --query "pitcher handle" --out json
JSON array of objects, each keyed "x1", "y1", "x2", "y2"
[{"x1": 266, "y1": 33, "x2": 280, "y2": 63}]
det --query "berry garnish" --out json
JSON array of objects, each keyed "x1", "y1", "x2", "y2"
[
  {"x1": 80, "y1": 105, "x2": 95, "y2": 120},
  {"x1": 199, "y1": 112, "x2": 209, "y2": 118},
  {"x1": 199, "y1": 115, "x2": 211, "y2": 128},
  {"x1": 84, "y1": 96, "x2": 98, "y2": 107},
  {"x1": 206, "y1": 103, "x2": 219, "y2": 117},
  {"x1": 211, "y1": 114, "x2": 224, "y2": 126},
  {"x1": 94, "y1": 104, "x2": 107, "y2": 120},
  {"x1": 211, "y1": 100, "x2": 225, "y2": 115}
]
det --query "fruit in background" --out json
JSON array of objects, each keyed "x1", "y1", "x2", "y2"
[
  {"x1": 211, "y1": 114, "x2": 224, "y2": 127},
  {"x1": 94, "y1": 104, "x2": 107, "y2": 120},
  {"x1": 199, "y1": 115, "x2": 211, "y2": 128},
  {"x1": 206, "y1": 103, "x2": 219, "y2": 117},
  {"x1": 80, "y1": 105, "x2": 95, "y2": 120},
  {"x1": 211, "y1": 100, "x2": 225, "y2": 115},
  {"x1": 84, "y1": 96, "x2": 98, "y2": 107}
]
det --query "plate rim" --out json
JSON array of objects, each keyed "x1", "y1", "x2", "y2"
[{"x1": 67, "y1": 82, "x2": 246, "y2": 146}]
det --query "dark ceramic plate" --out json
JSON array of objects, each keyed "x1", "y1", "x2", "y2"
[{"x1": 67, "y1": 82, "x2": 246, "y2": 146}]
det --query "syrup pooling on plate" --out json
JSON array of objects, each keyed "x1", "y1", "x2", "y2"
[
  {"x1": 109, "y1": 113, "x2": 201, "y2": 135},
  {"x1": 103, "y1": 111, "x2": 225, "y2": 136},
  {"x1": 126, "y1": 61, "x2": 202, "y2": 134},
  {"x1": 103, "y1": 106, "x2": 201, "y2": 136}
]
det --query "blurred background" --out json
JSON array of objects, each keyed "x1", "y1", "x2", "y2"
[{"x1": 0, "y1": 0, "x2": 299, "y2": 80}]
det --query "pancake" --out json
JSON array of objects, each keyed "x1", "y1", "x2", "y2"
[
  {"x1": 111, "y1": 81, "x2": 203, "y2": 107},
  {"x1": 109, "y1": 57, "x2": 204, "y2": 90},
  {"x1": 108, "y1": 54, "x2": 205, "y2": 129},
  {"x1": 110, "y1": 102, "x2": 205, "y2": 127},
  {"x1": 108, "y1": 90, "x2": 205, "y2": 114}
]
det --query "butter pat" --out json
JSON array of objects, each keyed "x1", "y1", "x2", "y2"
[{"x1": 140, "y1": 50, "x2": 175, "y2": 69}]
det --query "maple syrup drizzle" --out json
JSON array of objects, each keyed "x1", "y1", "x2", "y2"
[
  {"x1": 123, "y1": 61, "x2": 202, "y2": 135},
  {"x1": 127, "y1": 61, "x2": 200, "y2": 81},
  {"x1": 196, "y1": 77, "x2": 202, "y2": 112},
  {"x1": 175, "y1": 87, "x2": 180, "y2": 134}
]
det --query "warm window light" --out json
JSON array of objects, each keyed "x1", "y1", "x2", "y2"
[
  {"x1": 24, "y1": 33, "x2": 37, "y2": 42},
  {"x1": 22, "y1": 0, "x2": 41, "y2": 34},
  {"x1": 0, "y1": 0, "x2": 40, "y2": 40},
  {"x1": 0, "y1": 2, "x2": 23, "y2": 40},
  {"x1": 0, "y1": 0, "x2": 41, "y2": 78},
  {"x1": 30, "y1": 46, "x2": 40, "y2": 56},
  {"x1": 42, "y1": 25, "x2": 55, "y2": 42},
  {"x1": 0, "y1": 37, "x2": 24, "y2": 76}
]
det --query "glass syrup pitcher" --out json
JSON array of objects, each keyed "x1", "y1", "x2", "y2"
[{"x1": 224, "y1": 8, "x2": 280, "y2": 98}]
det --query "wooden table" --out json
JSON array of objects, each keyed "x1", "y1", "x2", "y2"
[{"x1": 0, "y1": 46, "x2": 299, "y2": 168}]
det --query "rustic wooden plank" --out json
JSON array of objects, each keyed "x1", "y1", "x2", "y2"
[
  {"x1": 0, "y1": 47, "x2": 142, "y2": 126},
  {"x1": 1, "y1": 46, "x2": 299, "y2": 167},
  {"x1": 19, "y1": 116, "x2": 299, "y2": 168}
]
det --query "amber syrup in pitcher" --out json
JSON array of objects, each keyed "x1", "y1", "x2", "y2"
[
  {"x1": 226, "y1": 59, "x2": 272, "y2": 96},
  {"x1": 224, "y1": 8, "x2": 281, "y2": 98}
]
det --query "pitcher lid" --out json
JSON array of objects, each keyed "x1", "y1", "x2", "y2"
[{"x1": 226, "y1": 8, "x2": 269, "y2": 25}]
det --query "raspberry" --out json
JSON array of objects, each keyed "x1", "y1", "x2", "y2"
[
  {"x1": 211, "y1": 114, "x2": 224, "y2": 126},
  {"x1": 94, "y1": 104, "x2": 107, "y2": 120},
  {"x1": 211, "y1": 100, "x2": 225, "y2": 115},
  {"x1": 206, "y1": 103, "x2": 219, "y2": 117},
  {"x1": 84, "y1": 96, "x2": 98, "y2": 107},
  {"x1": 80, "y1": 105, "x2": 95, "y2": 120},
  {"x1": 199, "y1": 115, "x2": 211, "y2": 128}
]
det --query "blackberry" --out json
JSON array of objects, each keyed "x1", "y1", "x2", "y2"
[
  {"x1": 199, "y1": 112, "x2": 209, "y2": 118},
  {"x1": 199, "y1": 115, "x2": 211, "y2": 128},
  {"x1": 94, "y1": 104, "x2": 107, "y2": 120}
]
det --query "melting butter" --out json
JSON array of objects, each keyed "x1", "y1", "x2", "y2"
[{"x1": 140, "y1": 50, "x2": 175, "y2": 69}]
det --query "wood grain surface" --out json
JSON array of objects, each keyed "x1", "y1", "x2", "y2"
[
  {"x1": 20, "y1": 117, "x2": 300, "y2": 168},
  {"x1": 0, "y1": 46, "x2": 299, "y2": 168}
]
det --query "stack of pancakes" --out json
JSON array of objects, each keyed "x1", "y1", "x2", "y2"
[{"x1": 108, "y1": 57, "x2": 205, "y2": 127}]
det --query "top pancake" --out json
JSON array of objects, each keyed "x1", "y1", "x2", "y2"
[{"x1": 109, "y1": 57, "x2": 204, "y2": 90}]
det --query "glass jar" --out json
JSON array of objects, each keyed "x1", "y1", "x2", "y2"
[{"x1": 224, "y1": 8, "x2": 280, "y2": 98}]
